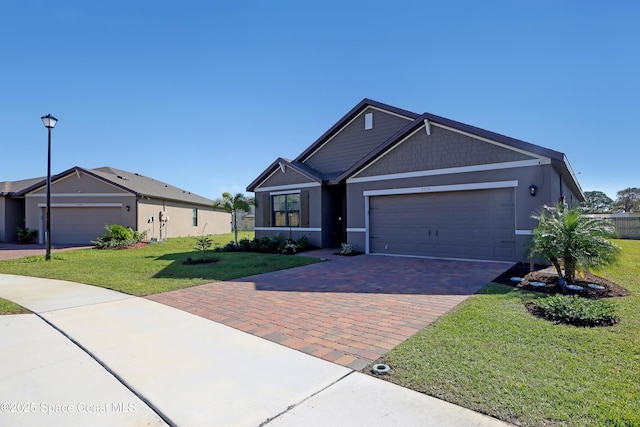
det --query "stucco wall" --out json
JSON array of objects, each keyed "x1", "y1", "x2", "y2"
[{"x1": 138, "y1": 199, "x2": 230, "y2": 240}]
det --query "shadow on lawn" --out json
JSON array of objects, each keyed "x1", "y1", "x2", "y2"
[
  {"x1": 241, "y1": 255, "x2": 514, "y2": 295},
  {"x1": 153, "y1": 251, "x2": 225, "y2": 281}
]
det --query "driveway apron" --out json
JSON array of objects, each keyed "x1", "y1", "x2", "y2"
[{"x1": 148, "y1": 253, "x2": 511, "y2": 370}]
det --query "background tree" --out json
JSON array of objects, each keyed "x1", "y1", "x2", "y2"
[
  {"x1": 582, "y1": 191, "x2": 614, "y2": 213},
  {"x1": 212, "y1": 192, "x2": 255, "y2": 246},
  {"x1": 530, "y1": 204, "x2": 620, "y2": 286},
  {"x1": 613, "y1": 187, "x2": 640, "y2": 212}
]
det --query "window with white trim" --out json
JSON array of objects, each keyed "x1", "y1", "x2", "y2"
[{"x1": 272, "y1": 194, "x2": 300, "y2": 227}]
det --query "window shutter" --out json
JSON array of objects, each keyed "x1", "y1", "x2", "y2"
[
  {"x1": 262, "y1": 194, "x2": 271, "y2": 227},
  {"x1": 300, "y1": 190, "x2": 309, "y2": 227}
]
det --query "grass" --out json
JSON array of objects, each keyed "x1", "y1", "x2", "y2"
[
  {"x1": 372, "y1": 239, "x2": 640, "y2": 427},
  {"x1": 0, "y1": 298, "x2": 31, "y2": 315},
  {"x1": 0, "y1": 233, "x2": 321, "y2": 297}
]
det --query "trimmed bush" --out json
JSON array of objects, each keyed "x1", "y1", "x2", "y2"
[
  {"x1": 16, "y1": 227, "x2": 38, "y2": 244},
  {"x1": 92, "y1": 224, "x2": 146, "y2": 249},
  {"x1": 214, "y1": 234, "x2": 315, "y2": 255},
  {"x1": 528, "y1": 294, "x2": 618, "y2": 327}
]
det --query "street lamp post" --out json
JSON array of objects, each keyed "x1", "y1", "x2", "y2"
[{"x1": 41, "y1": 114, "x2": 58, "y2": 260}]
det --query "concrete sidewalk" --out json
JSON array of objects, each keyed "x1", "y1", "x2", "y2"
[{"x1": 0, "y1": 274, "x2": 511, "y2": 426}]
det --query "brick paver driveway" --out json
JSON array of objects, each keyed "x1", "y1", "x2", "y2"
[{"x1": 147, "y1": 251, "x2": 511, "y2": 370}]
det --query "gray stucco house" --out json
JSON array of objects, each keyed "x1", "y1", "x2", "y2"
[
  {"x1": 247, "y1": 98, "x2": 584, "y2": 262},
  {"x1": 0, "y1": 166, "x2": 230, "y2": 244}
]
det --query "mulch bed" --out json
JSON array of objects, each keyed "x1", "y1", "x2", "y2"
[
  {"x1": 492, "y1": 263, "x2": 630, "y2": 299},
  {"x1": 183, "y1": 258, "x2": 219, "y2": 265},
  {"x1": 333, "y1": 251, "x2": 365, "y2": 256}
]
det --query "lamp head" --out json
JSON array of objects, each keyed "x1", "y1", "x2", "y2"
[{"x1": 41, "y1": 114, "x2": 58, "y2": 129}]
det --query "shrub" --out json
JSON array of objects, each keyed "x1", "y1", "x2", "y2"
[
  {"x1": 215, "y1": 234, "x2": 315, "y2": 255},
  {"x1": 237, "y1": 238, "x2": 252, "y2": 252},
  {"x1": 278, "y1": 239, "x2": 298, "y2": 255},
  {"x1": 16, "y1": 227, "x2": 38, "y2": 244},
  {"x1": 92, "y1": 224, "x2": 145, "y2": 249},
  {"x1": 340, "y1": 243, "x2": 353, "y2": 255},
  {"x1": 528, "y1": 294, "x2": 618, "y2": 327},
  {"x1": 295, "y1": 236, "x2": 311, "y2": 252}
]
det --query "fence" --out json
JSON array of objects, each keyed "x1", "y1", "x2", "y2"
[{"x1": 611, "y1": 217, "x2": 640, "y2": 239}]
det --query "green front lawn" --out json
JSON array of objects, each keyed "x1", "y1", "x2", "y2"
[
  {"x1": 0, "y1": 233, "x2": 321, "y2": 297},
  {"x1": 372, "y1": 239, "x2": 640, "y2": 427}
]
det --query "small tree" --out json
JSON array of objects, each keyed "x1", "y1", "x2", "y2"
[
  {"x1": 530, "y1": 204, "x2": 620, "y2": 286},
  {"x1": 194, "y1": 224, "x2": 212, "y2": 261},
  {"x1": 212, "y1": 192, "x2": 255, "y2": 247}
]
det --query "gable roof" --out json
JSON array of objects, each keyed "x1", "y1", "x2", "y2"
[
  {"x1": 294, "y1": 98, "x2": 420, "y2": 164},
  {"x1": 8, "y1": 166, "x2": 215, "y2": 207},
  {"x1": 334, "y1": 110, "x2": 583, "y2": 199},
  {"x1": 246, "y1": 158, "x2": 325, "y2": 191},
  {"x1": 0, "y1": 176, "x2": 45, "y2": 196},
  {"x1": 248, "y1": 98, "x2": 584, "y2": 200}
]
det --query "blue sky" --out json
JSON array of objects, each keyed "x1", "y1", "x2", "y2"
[{"x1": 2, "y1": 1, "x2": 638, "y2": 200}]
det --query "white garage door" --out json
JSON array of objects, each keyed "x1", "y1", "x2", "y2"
[
  {"x1": 49, "y1": 207, "x2": 122, "y2": 244},
  {"x1": 369, "y1": 188, "x2": 515, "y2": 261}
]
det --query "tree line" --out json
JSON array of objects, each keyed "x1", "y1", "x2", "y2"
[{"x1": 582, "y1": 187, "x2": 640, "y2": 213}]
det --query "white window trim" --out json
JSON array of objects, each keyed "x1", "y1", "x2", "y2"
[{"x1": 270, "y1": 189, "x2": 301, "y2": 196}]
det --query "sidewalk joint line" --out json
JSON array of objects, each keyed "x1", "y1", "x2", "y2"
[
  {"x1": 35, "y1": 312, "x2": 176, "y2": 427},
  {"x1": 35, "y1": 296, "x2": 136, "y2": 315},
  {"x1": 259, "y1": 369, "x2": 356, "y2": 426}
]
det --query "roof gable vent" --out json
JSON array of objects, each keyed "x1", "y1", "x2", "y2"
[{"x1": 364, "y1": 112, "x2": 373, "y2": 130}]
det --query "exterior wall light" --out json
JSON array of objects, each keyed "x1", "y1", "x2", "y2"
[{"x1": 529, "y1": 184, "x2": 537, "y2": 197}]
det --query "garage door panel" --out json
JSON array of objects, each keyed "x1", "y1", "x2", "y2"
[
  {"x1": 50, "y1": 207, "x2": 122, "y2": 244},
  {"x1": 369, "y1": 189, "x2": 515, "y2": 261}
]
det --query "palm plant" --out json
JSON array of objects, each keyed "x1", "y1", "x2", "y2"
[
  {"x1": 212, "y1": 192, "x2": 255, "y2": 247},
  {"x1": 530, "y1": 204, "x2": 620, "y2": 285}
]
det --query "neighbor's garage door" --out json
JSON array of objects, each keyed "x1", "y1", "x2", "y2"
[
  {"x1": 50, "y1": 207, "x2": 122, "y2": 244},
  {"x1": 369, "y1": 188, "x2": 515, "y2": 261}
]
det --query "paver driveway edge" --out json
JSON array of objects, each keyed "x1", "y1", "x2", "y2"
[{"x1": 148, "y1": 255, "x2": 513, "y2": 370}]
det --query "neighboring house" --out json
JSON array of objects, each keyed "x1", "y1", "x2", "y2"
[
  {"x1": 0, "y1": 166, "x2": 230, "y2": 244},
  {"x1": 247, "y1": 99, "x2": 584, "y2": 263},
  {"x1": 234, "y1": 205, "x2": 255, "y2": 231}
]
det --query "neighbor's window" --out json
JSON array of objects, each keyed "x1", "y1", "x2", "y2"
[
  {"x1": 272, "y1": 194, "x2": 300, "y2": 227},
  {"x1": 192, "y1": 208, "x2": 198, "y2": 227}
]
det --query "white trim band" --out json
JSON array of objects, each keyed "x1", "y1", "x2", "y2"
[
  {"x1": 27, "y1": 193, "x2": 130, "y2": 197},
  {"x1": 515, "y1": 230, "x2": 534, "y2": 235},
  {"x1": 37, "y1": 203, "x2": 123, "y2": 208},
  {"x1": 363, "y1": 180, "x2": 518, "y2": 197},
  {"x1": 346, "y1": 228, "x2": 366, "y2": 233},
  {"x1": 255, "y1": 227, "x2": 322, "y2": 232},
  {"x1": 255, "y1": 182, "x2": 320, "y2": 192},
  {"x1": 348, "y1": 159, "x2": 546, "y2": 184}
]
